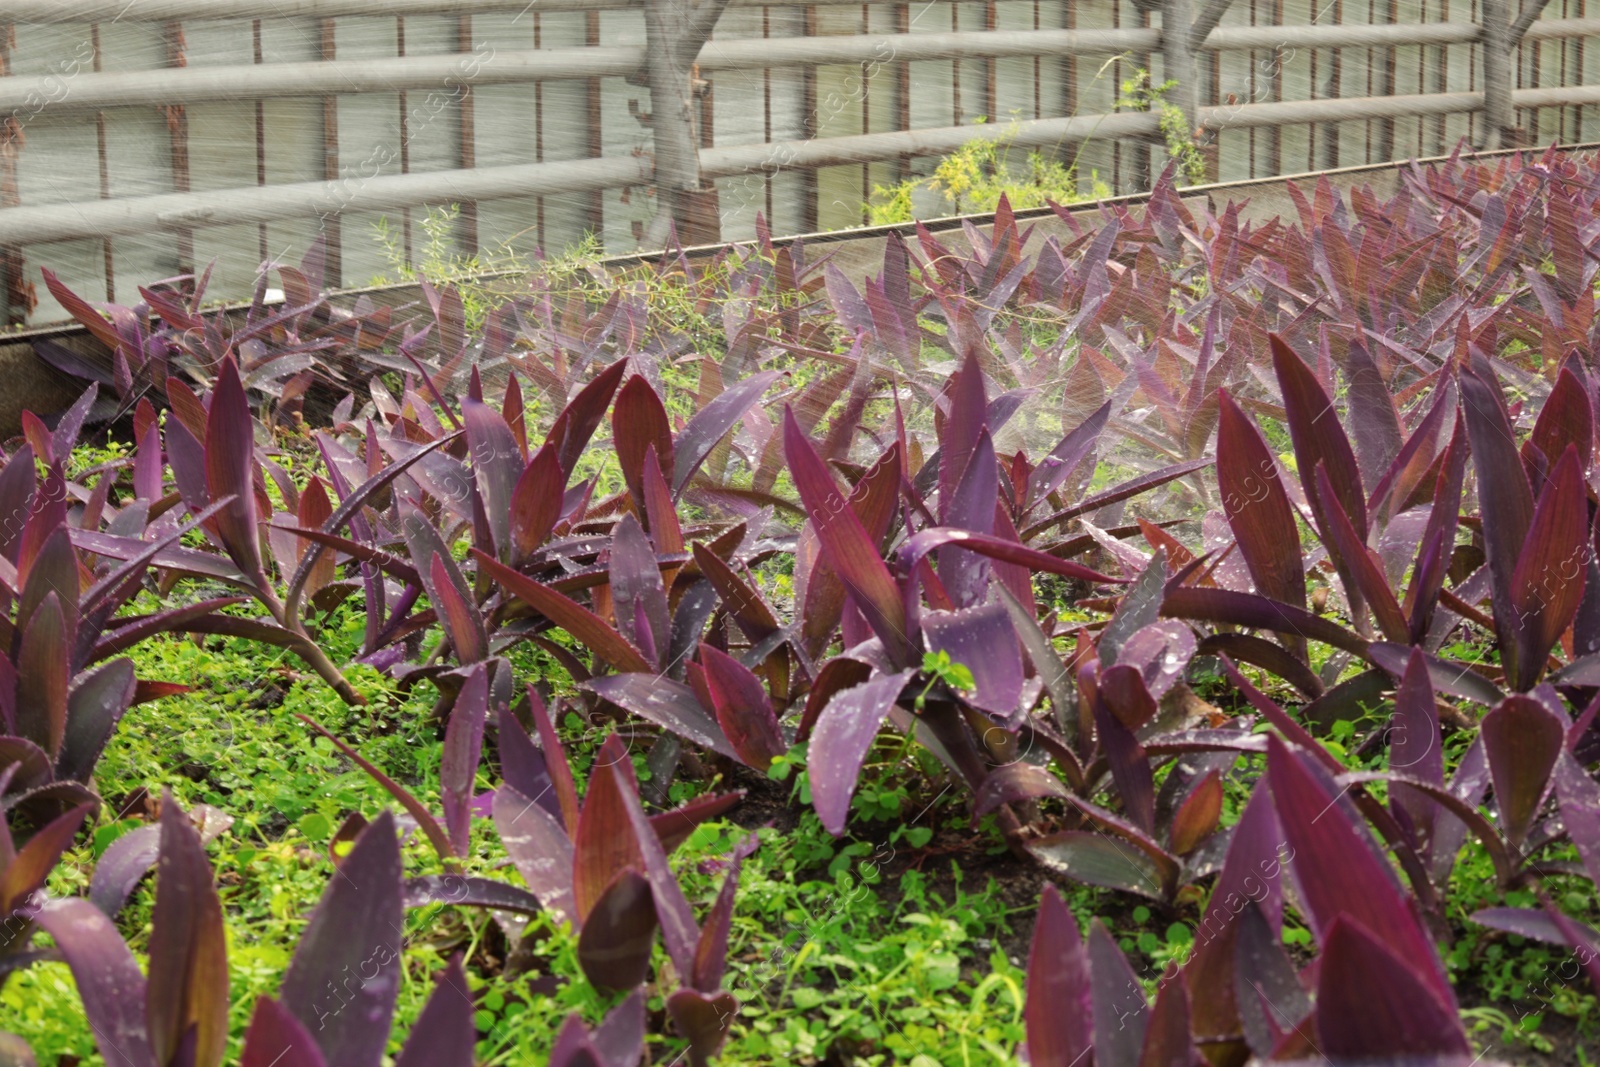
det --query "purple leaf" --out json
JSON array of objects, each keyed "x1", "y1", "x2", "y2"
[
  {"x1": 1168, "y1": 769, "x2": 1223, "y2": 856},
  {"x1": 1095, "y1": 665, "x2": 1157, "y2": 834},
  {"x1": 808, "y1": 670, "x2": 916, "y2": 836},
  {"x1": 440, "y1": 665, "x2": 489, "y2": 857},
  {"x1": 1027, "y1": 399, "x2": 1113, "y2": 509},
  {"x1": 1118, "y1": 621, "x2": 1196, "y2": 702},
  {"x1": 394, "y1": 956, "x2": 475, "y2": 1067},
  {"x1": 18, "y1": 528, "x2": 79, "y2": 641},
  {"x1": 463, "y1": 397, "x2": 523, "y2": 560},
  {"x1": 511, "y1": 443, "x2": 564, "y2": 563},
  {"x1": 279, "y1": 810, "x2": 404, "y2": 1067},
  {"x1": 239, "y1": 996, "x2": 329, "y2": 1067},
  {"x1": 1366, "y1": 641, "x2": 1505, "y2": 706},
  {"x1": 56, "y1": 658, "x2": 136, "y2": 784},
  {"x1": 1089, "y1": 919, "x2": 1149, "y2": 1064},
  {"x1": 1340, "y1": 340, "x2": 1404, "y2": 493},
  {"x1": 674, "y1": 371, "x2": 782, "y2": 494},
  {"x1": 609, "y1": 514, "x2": 671, "y2": 671},
  {"x1": 1538, "y1": 900, "x2": 1600, "y2": 993},
  {"x1": 1554, "y1": 751, "x2": 1600, "y2": 886},
  {"x1": 202, "y1": 357, "x2": 263, "y2": 579},
  {"x1": 1028, "y1": 831, "x2": 1169, "y2": 900},
  {"x1": 939, "y1": 352, "x2": 989, "y2": 522},
  {"x1": 402, "y1": 874, "x2": 545, "y2": 917},
  {"x1": 529, "y1": 688, "x2": 580, "y2": 834},
  {"x1": 576, "y1": 869, "x2": 659, "y2": 990},
  {"x1": 33, "y1": 899, "x2": 156, "y2": 1067},
  {"x1": 85, "y1": 826, "x2": 155, "y2": 918},
  {"x1": 496, "y1": 701, "x2": 562, "y2": 825},
  {"x1": 1216, "y1": 389, "x2": 1306, "y2": 613},
  {"x1": 1231, "y1": 900, "x2": 1310, "y2": 1057},
  {"x1": 492, "y1": 784, "x2": 577, "y2": 927},
  {"x1": 1481, "y1": 695, "x2": 1566, "y2": 851},
  {"x1": 921, "y1": 604, "x2": 1025, "y2": 724},
  {"x1": 551, "y1": 360, "x2": 630, "y2": 479},
  {"x1": 1159, "y1": 585, "x2": 1368, "y2": 659},
  {"x1": 650, "y1": 792, "x2": 744, "y2": 855},
  {"x1": 15, "y1": 594, "x2": 68, "y2": 760},
  {"x1": 475, "y1": 551, "x2": 654, "y2": 674},
  {"x1": 1024, "y1": 886, "x2": 1092, "y2": 1067},
  {"x1": 403, "y1": 512, "x2": 487, "y2": 664},
  {"x1": 665, "y1": 989, "x2": 739, "y2": 1067},
  {"x1": 690, "y1": 833, "x2": 757, "y2": 993},
  {"x1": 1313, "y1": 461, "x2": 1409, "y2": 641},
  {"x1": 783, "y1": 407, "x2": 910, "y2": 665},
  {"x1": 1313, "y1": 914, "x2": 1470, "y2": 1057},
  {"x1": 146, "y1": 794, "x2": 229, "y2": 1067},
  {"x1": 940, "y1": 429, "x2": 999, "y2": 607},
  {"x1": 1265, "y1": 735, "x2": 1453, "y2": 1007},
  {"x1": 571, "y1": 734, "x2": 647, "y2": 927},
  {"x1": 1461, "y1": 367, "x2": 1536, "y2": 683},
  {"x1": 582, "y1": 674, "x2": 740, "y2": 762},
  {"x1": 601, "y1": 736, "x2": 702, "y2": 983},
  {"x1": 1138, "y1": 976, "x2": 1197, "y2": 1067},
  {"x1": 284, "y1": 431, "x2": 460, "y2": 617},
  {"x1": 897, "y1": 528, "x2": 1120, "y2": 587},
  {"x1": 1529, "y1": 366, "x2": 1594, "y2": 475},
  {"x1": 0, "y1": 803, "x2": 89, "y2": 916},
  {"x1": 1100, "y1": 549, "x2": 1169, "y2": 668},
  {"x1": 699, "y1": 646, "x2": 786, "y2": 769},
  {"x1": 1389, "y1": 647, "x2": 1444, "y2": 846},
  {"x1": 972, "y1": 762, "x2": 1071, "y2": 816},
  {"x1": 612, "y1": 374, "x2": 674, "y2": 516},
  {"x1": 1471, "y1": 906, "x2": 1600, "y2": 946},
  {"x1": 1508, "y1": 445, "x2": 1590, "y2": 689}
]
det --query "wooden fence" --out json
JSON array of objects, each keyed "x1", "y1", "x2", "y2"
[{"x1": 1, "y1": 0, "x2": 1597, "y2": 325}]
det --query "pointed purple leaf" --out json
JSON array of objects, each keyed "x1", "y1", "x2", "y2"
[
  {"x1": 582, "y1": 674, "x2": 739, "y2": 762},
  {"x1": 394, "y1": 956, "x2": 475, "y2": 1067},
  {"x1": 32, "y1": 899, "x2": 156, "y2": 1067},
  {"x1": 492, "y1": 784, "x2": 577, "y2": 927},
  {"x1": 1090, "y1": 919, "x2": 1149, "y2": 1064},
  {"x1": 278, "y1": 811, "x2": 404, "y2": 1067},
  {"x1": 146, "y1": 794, "x2": 229, "y2": 1067},
  {"x1": 808, "y1": 669, "x2": 916, "y2": 836},
  {"x1": 1313, "y1": 914, "x2": 1470, "y2": 1058},
  {"x1": 203, "y1": 357, "x2": 263, "y2": 578},
  {"x1": 441, "y1": 665, "x2": 489, "y2": 857},
  {"x1": 1024, "y1": 886, "x2": 1092, "y2": 1067},
  {"x1": 239, "y1": 997, "x2": 329, "y2": 1067}
]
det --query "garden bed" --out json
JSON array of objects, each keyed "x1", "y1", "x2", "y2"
[{"x1": 1, "y1": 144, "x2": 1600, "y2": 1066}]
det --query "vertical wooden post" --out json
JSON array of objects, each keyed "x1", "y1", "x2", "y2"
[
  {"x1": 586, "y1": 10, "x2": 603, "y2": 239},
  {"x1": 1483, "y1": 0, "x2": 1519, "y2": 147},
  {"x1": 457, "y1": 14, "x2": 478, "y2": 256},
  {"x1": 0, "y1": 22, "x2": 33, "y2": 325},
  {"x1": 532, "y1": 11, "x2": 545, "y2": 251},
  {"x1": 397, "y1": 16, "x2": 413, "y2": 265},
  {"x1": 800, "y1": 5, "x2": 818, "y2": 234},
  {"x1": 640, "y1": 0, "x2": 731, "y2": 248},
  {"x1": 897, "y1": 0, "x2": 911, "y2": 186},
  {"x1": 1322, "y1": 0, "x2": 1343, "y2": 167},
  {"x1": 93, "y1": 23, "x2": 115, "y2": 301},
  {"x1": 1377, "y1": 0, "x2": 1397, "y2": 160},
  {"x1": 859, "y1": 2, "x2": 869, "y2": 224},
  {"x1": 319, "y1": 17, "x2": 342, "y2": 287},
  {"x1": 1163, "y1": 0, "x2": 1199, "y2": 139},
  {"x1": 164, "y1": 20, "x2": 193, "y2": 276},
  {"x1": 253, "y1": 18, "x2": 269, "y2": 266}
]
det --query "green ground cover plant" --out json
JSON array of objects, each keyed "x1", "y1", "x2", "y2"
[{"x1": 6, "y1": 143, "x2": 1600, "y2": 1065}]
